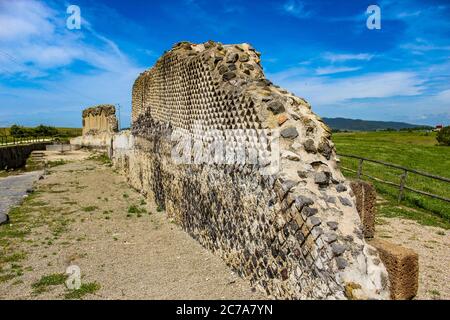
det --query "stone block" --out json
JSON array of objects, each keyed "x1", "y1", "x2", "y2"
[
  {"x1": 369, "y1": 239, "x2": 419, "y2": 300},
  {"x1": 350, "y1": 180, "x2": 376, "y2": 238}
]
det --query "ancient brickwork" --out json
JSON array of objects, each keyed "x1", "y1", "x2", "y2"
[{"x1": 115, "y1": 41, "x2": 390, "y2": 299}]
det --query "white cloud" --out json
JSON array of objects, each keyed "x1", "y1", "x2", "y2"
[
  {"x1": 268, "y1": 70, "x2": 425, "y2": 105},
  {"x1": 0, "y1": 0, "x2": 55, "y2": 40},
  {"x1": 0, "y1": 0, "x2": 145, "y2": 127},
  {"x1": 323, "y1": 52, "x2": 374, "y2": 63},
  {"x1": 400, "y1": 40, "x2": 450, "y2": 53},
  {"x1": 315, "y1": 66, "x2": 361, "y2": 75},
  {"x1": 282, "y1": 0, "x2": 312, "y2": 18},
  {"x1": 0, "y1": 0, "x2": 140, "y2": 74},
  {"x1": 434, "y1": 89, "x2": 450, "y2": 103},
  {"x1": 397, "y1": 10, "x2": 422, "y2": 18}
]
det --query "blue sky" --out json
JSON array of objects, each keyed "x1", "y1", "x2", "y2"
[{"x1": 0, "y1": 0, "x2": 449, "y2": 128}]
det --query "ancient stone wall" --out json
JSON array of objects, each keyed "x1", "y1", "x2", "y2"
[
  {"x1": 114, "y1": 41, "x2": 390, "y2": 299},
  {"x1": 72, "y1": 105, "x2": 119, "y2": 150},
  {"x1": 82, "y1": 104, "x2": 118, "y2": 136},
  {"x1": 0, "y1": 143, "x2": 49, "y2": 170}
]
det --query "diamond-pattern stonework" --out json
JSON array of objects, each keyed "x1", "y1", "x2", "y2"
[{"x1": 112, "y1": 41, "x2": 390, "y2": 299}]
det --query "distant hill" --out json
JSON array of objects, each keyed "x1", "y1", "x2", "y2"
[{"x1": 322, "y1": 117, "x2": 433, "y2": 131}]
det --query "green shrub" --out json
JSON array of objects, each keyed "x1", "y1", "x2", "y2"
[{"x1": 436, "y1": 126, "x2": 450, "y2": 146}]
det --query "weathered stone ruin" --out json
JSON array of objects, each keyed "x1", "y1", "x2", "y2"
[
  {"x1": 82, "y1": 104, "x2": 118, "y2": 135},
  {"x1": 72, "y1": 104, "x2": 118, "y2": 150},
  {"x1": 111, "y1": 41, "x2": 390, "y2": 299}
]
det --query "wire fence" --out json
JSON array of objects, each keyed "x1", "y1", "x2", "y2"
[{"x1": 338, "y1": 153, "x2": 450, "y2": 204}]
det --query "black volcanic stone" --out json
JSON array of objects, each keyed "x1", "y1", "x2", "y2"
[
  {"x1": 302, "y1": 206, "x2": 318, "y2": 217},
  {"x1": 280, "y1": 127, "x2": 298, "y2": 139},
  {"x1": 314, "y1": 172, "x2": 329, "y2": 186},
  {"x1": 308, "y1": 216, "x2": 321, "y2": 226},
  {"x1": 331, "y1": 243, "x2": 346, "y2": 256},
  {"x1": 336, "y1": 183, "x2": 347, "y2": 192},
  {"x1": 338, "y1": 196, "x2": 353, "y2": 207},
  {"x1": 295, "y1": 231, "x2": 305, "y2": 243},
  {"x1": 318, "y1": 141, "x2": 332, "y2": 159},
  {"x1": 268, "y1": 100, "x2": 285, "y2": 114},
  {"x1": 304, "y1": 139, "x2": 317, "y2": 153},
  {"x1": 223, "y1": 72, "x2": 236, "y2": 81},
  {"x1": 294, "y1": 195, "x2": 314, "y2": 210},
  {"x1": 327, "y1": 221, "x2": 338, "y2": 230}
]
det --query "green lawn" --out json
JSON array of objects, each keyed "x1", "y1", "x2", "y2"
[
  {"x1": 0, "y1": 127, "x2": 81, "y2": 143},
  {"x1": 332, "y1": 131, "x2": 450, "y2": 229}
]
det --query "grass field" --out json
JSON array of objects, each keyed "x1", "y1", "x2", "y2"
[{"x1": 332, "y1": 131, "x2": 450, "y2": 229}]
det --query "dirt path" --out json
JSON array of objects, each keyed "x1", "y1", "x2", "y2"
[
  {"x1": 375, "y1": 216, "x2": 450, "y2": 300},
  {"x1": 0, "y1": 171, "x2": 43, "y2": 216},
  {"x1": 0, "y1": 151, "x2": 263, "y2": 300}
]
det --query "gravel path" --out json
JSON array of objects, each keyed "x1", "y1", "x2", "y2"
[
  {"x1": 0, "y1": 171, "x2": 42, "y2": 216},
  {"x1": 376, "y1": 217, "x2": 450, "y2": 300},
  {"x1": 0, "y1": 153, "x2": 263, "y2": 300}
]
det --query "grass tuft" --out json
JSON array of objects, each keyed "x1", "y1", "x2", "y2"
[
  {"x1": 82, "y1": 206, "x2": 98, "y2": 213},
  {"x1": 32, "y1": 273, "x2": 67, "y2": 294},
  {"x1": 64, "y1": 282, "x2": 100, "y2": 300}
]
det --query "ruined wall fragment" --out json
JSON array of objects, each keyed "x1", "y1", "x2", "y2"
[
  {"x1": 72, "y1": 104, "x2": 119, "y2": 150},
  {"x1": 82, "y1": 104, "x2": 118, "y2": 135},
  {"x1": 115, "y1": 41, "x2": 390, "y2": 299}
]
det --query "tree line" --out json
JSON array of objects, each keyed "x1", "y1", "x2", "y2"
[
  {"x1": 8, "y1": 125, "x2": 59, "y2": 137},
  {"x1": 0, "y1": 125, "x2": 82, "y2": 141}
]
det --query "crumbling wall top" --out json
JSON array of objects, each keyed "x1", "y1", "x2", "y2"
[
  {"x1": 82, "y1": 104, "x2": 118, "y2": 136},
  {"x1": 82, "y1": 104, "x2": 117, "y2": 119}
]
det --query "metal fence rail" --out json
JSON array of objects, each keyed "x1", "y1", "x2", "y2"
[
  {"x1": 0, "y1": 135, "x2": 51, "y2": 146},
  {"x1": 338, "y1": 153, "x2": 450, "y2": 204}
]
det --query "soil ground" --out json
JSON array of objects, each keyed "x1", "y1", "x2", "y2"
[
  {"x1": 375, "y1": 216, "x2": 449, "y2": 300},
  {"x1": 0, "y1": 150, "x2": 262, "y2": 300},
  {"x1": 0, "y1": 149, "x2": 448, "y2": 300}
]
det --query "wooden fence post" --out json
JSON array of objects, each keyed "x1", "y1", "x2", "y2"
[
  {"x1": 398, "y1": 170, "x2": 408, "y2": 203},
  {"x1": 357, "y1": 159, "x2": 364, "y2": 179}
]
